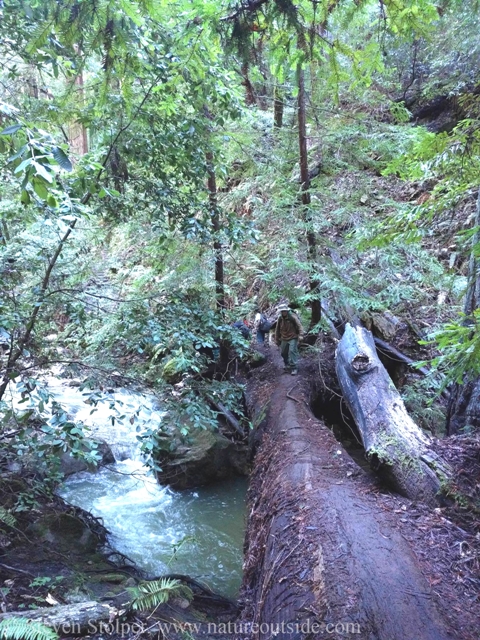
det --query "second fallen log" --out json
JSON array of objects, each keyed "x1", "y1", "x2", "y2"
[{"x1": 335, "y1": 323, "x2": 450, "y2": 505}]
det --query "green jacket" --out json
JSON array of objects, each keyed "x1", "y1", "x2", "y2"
[{"x1": 275, "y1": 312, "x2": 303, "y2": 342}]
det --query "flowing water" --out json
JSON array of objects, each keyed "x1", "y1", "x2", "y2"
[
  {"x1": 59, "y1": 462, "x2": 247, "y2": 597},
  {"x1": 7, "y1": 378, "x2": 247, "y2": 597}
]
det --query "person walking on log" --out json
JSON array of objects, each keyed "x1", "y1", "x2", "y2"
[
  {"x1": 275, "y1": 304, "x2": 303, "y2": 375},
  {"x1": 253, "y1": 307, "x2": 274, "y2": 345}
]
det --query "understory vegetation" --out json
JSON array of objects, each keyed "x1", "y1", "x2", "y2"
[{"x1": 0, "y1": 0, "x2": 479, "y2": 517}]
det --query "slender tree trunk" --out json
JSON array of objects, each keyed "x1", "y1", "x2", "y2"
[
  {"x1": 241, "y1": 62, "x2": 256, "y2": 106},
  {"x1": 447, "y1": 187, "x2": 480, "y2": 434},
  {"x1": 69, "y1": 72, "x2": 88, "y2": 157},
  {"x1": 0, "y1": 220, "x2": 77, "y2": 402},
  {"x1": 463, "y1": 187, "x2": 480, "y2": 317},
  {"x1": 0, "y1": 219, "x2": 9, "y2": 244},
  {"x1": 205, "y1": 151, "x2": 229, "y2": 366},
  {"x1": 205, "y1": 151, "x2": 226, "y2": 313},
  {"x1": 273, "y1": 84, "x2": 284, "y2": 129},
  {"x1": 297, "y1": 46, "x2": 321, "y2": 329}
]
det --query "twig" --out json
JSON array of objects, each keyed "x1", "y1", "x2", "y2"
[{"x1": 0, "y1": 563, "x2": 35, "y2": 577}]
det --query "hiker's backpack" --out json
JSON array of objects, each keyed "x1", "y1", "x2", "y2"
[
  {"x1": 259, "y1": 314, "x2": 274, "y2": 332},
  {"x1": 233, "y1": 320, "x2": 251, "y2": 339}
]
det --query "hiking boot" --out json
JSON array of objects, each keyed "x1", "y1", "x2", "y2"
[
  {"x1": 291, "y1": 369, "x2": 298, "y2": 376},
  {"x1": 283, "y1": 366, "x2": 290, "y2": 373}
]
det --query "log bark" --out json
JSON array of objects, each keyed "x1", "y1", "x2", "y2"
[
  {"x1": 446, "y1": 377, "x2": 480, "y2": 434},
  {"x1": 0, "y1": 602, "x2": 117, "y2": 635},
  {"x1": 336, "y1": 323, "x2": 451, "y2": 505}
]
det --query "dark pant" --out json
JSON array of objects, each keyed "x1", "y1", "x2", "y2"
[
  {"x1": 280, "y1": 338, "x2": 299, "y2": 369},
  {"x1": 256, "y1": 330, "x2": 269, "y2": 344}
]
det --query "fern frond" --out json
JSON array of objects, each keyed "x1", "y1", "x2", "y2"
[
  {"x1": 0, "y1": 619, "x2": 58, "y2": 640},
  {"x1": 129, "y1": 578, "x2": 193, "y2": 611},
  {"x1": 0, "y1": 507, "x2": 16, "y2": 529},
  {"x1": 25, "y1": 21, "x2": 54, "y2": 55}
]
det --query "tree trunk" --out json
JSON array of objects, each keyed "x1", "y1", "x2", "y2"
[
  {"x1": 206, "y1": 151, "x2": 226, "y2": 314},
  {"x1": 446, "y1": 377, "x2": 480, "y2": 434},
  {"x1": 297, "y1": 45, "x2": 321, "y2": 329},
  {"x1": 69, "y1": 72, "x2": 88, "y2": 157},
  {"x1": 205, "y1": 150, "x2": 229, "y2": 366},
  {"x1": 273, "y1": 84, "x2": 283, "y2": 128},
  {"x1": 336, "y1": 323, "x2": 451, "y2": 505},
  {"x1": 0, "y1": 602, "x2": 116, "y2": 635},
  {"x1": 447, "y1": 187, "x2": 480, "y2": 434},
  {"x1": 241, "y1": 62, "x2": 256, "y2": 106}
]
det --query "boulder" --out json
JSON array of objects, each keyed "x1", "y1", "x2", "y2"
[
  {"x1": 60, "y1": 441, "x2": 115, "y2": 477},
  {"x1": 155, "y1": 429, "x2": 248, "y2": 489},
  {"x1": 27, "y1": 513, "x2": 99, "y2": 552}
]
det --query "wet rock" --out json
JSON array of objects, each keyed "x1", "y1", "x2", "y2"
[
  {"x1": 27, "y1": 513, "x2": 98, "y2": 552},
  {"x1": 156, "y1": 429, "x2": 248, "y2": 490},
  {"x1": 60, "y1": 441, "x2": 115, "y2": 477}
]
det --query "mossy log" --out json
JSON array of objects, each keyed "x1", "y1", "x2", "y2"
[
  {"x1": 335, "y1": 323, "x2": 451, "y2": 505},
  {"x1": 0, "y1": 602, "x2": 117, "y2": 635}
]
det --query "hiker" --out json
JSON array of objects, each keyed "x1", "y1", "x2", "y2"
[
  {"x1": 232, "y1": 319, "x2": 251, "y2": 340},
  {"x1": 275, "y1": 304, "x2": 303, "y2": 375},
  {"x1": 253, "y1": 308, "x2": 274, "y2": 344}
]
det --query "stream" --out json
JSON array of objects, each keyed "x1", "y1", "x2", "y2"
[{"x1": 21, "y1": 379, "x2": 247, "y2": 598}]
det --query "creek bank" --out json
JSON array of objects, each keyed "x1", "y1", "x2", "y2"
[
  {"x1": 0, "y1": 481, "x2": 141, "y2": 613},
  {"x1": 1, "y1": 374, "x2": 249, "y2": 635}
]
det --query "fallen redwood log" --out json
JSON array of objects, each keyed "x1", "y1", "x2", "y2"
[
  {"x1": 240, "y1": 351, "x2": 456, "y2": 640},
  {"x1": 0, "y1": 602, "x2": 117, "y2": 635},
  {"x1": 336, "y1": 323, "x2": 451, "y2": 505}
]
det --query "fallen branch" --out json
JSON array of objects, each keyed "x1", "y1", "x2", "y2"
[
  {"x1": 0, "y1": 602, "x2": 117, "y2": 634},
  {"x1": 209, "y1": 400, "x2": 245, "y2": 436},
  {"x1": 373, "y1": 336, "x2": 430, "y2": 376}
]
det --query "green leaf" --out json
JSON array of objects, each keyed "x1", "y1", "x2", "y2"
[
  {"x1": 14, "y1": 157, "x2": 33, "y2": 174},
  {"x1": 20, "y1": 190, "x2": 31, "y2": 205},
  {"x1": 31, "y1": 161, "x2": 54, "y2": 183},
  {"x1": 33, "y1": 179, "x2": 48, "y2": 200},
  {"x1": 52, "y1": 146, "x2": 73, "y2": 172},
  {"x1": 1, "y1": 124, "x2": 22, "y2": 135}
]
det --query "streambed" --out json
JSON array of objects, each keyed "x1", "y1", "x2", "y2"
[
  {"x1": 9, "y1": 379, "x2": 247, "y2": 598},
  {"x1": 59, "y1": 461, "x2": 247, "y2": 597}
]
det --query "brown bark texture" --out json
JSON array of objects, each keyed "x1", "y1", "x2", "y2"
[
  {"x1": 206, "y1": 151, "x2": 226, "y2": 313},
  {"x1": 297, "y1": 55, "x2": 321, "y2": 328},
  {"x1": 336, "y1": 323, "x2": 451, "y2": 505}
]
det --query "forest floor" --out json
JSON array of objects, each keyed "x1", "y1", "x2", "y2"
[{"x1": 241, "y1": 340, "x2": 480, "y2": 640}]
